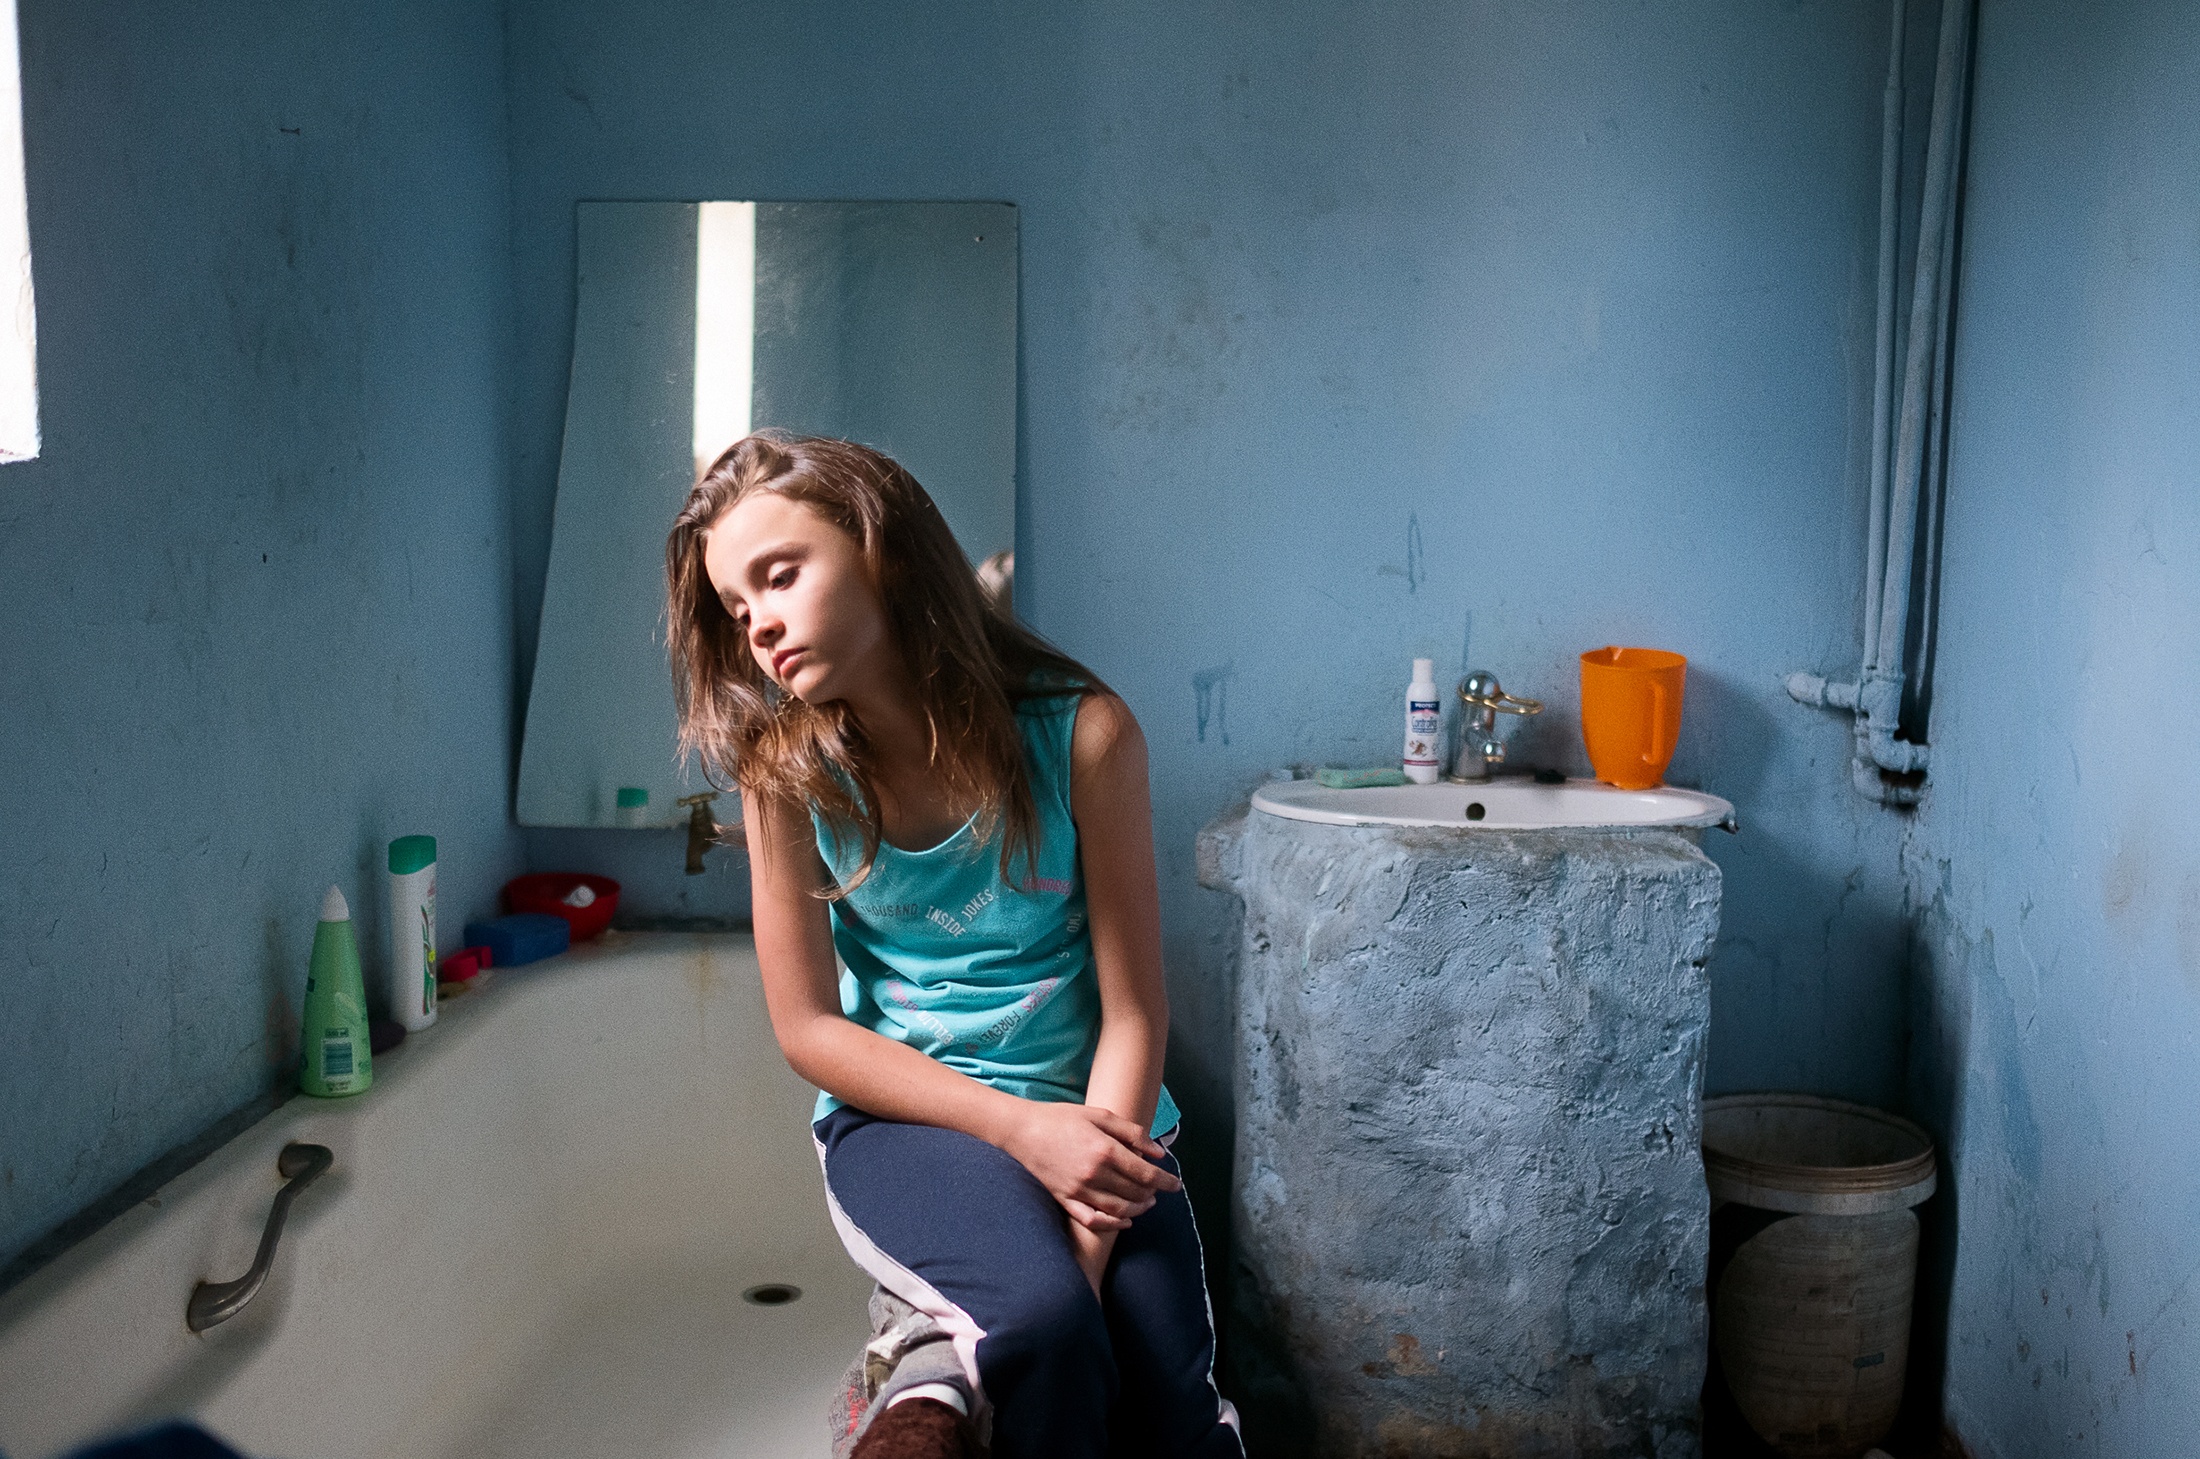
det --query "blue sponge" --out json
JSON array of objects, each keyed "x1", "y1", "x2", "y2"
[{"x1": 462, "y1": 913, "x2": 570, "y2": 968}]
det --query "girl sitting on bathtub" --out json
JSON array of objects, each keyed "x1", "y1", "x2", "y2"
[{"x1": 665, "y1": 434, "x2": 1244, "y2": 1459}]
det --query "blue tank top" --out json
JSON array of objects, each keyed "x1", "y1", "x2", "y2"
[{"x1": 810, "y1": 689, "x2": 1180, "y2": 1139}]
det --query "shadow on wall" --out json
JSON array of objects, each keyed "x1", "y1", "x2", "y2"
[
  {"x1": 1669, "y1": 667, "x2": 1779, "y2": 805},
  {"x1": 1712, "y1": 829, "x2": 1911, "y2": 1097},
  {"x1": 1896, "y1": 879, "x2": 1984, "y2": 1457},
  {"x1": 1685, "y1": 667, "x2": 1914, "y2": 1107}
]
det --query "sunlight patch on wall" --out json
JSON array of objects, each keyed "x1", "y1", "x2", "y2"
[
  {"x1": 0, "y1": 0, "x2": 36, "y2": 464},
  {"x1": 692, "y1": 200, "x2": 754, "y2": 477}
]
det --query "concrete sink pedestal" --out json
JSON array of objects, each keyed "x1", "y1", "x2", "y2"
[{"x1": 1197, "y1": 802, "x2": 1722, "y2": 1459}]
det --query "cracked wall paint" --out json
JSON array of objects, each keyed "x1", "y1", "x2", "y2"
[
  {"x1": 1900, "y1": 0, "x2": 2200, "y2": 1450},
  {"x1": 0, "y1": 0, "x2": 524, "y2": 1274}
]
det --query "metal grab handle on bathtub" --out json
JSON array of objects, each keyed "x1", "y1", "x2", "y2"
[{"x1": 186, "y1": 1142, "x2": 334, "y2": 1333}]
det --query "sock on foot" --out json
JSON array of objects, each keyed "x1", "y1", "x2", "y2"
[{"x1": 850, "y1": 1397, "x2": 975, "y2": 1459}]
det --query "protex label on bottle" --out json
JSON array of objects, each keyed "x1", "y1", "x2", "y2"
[
  {"x1": 1403, "y1": 657, "x2": 1443, "y2": 783},
  {"x1": 1406, "y1": 699, "x2": 1441, "y2": 765}
]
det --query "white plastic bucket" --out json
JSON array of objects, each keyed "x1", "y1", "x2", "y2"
[{"x1": 1703, "y1": 1095, "x2": 1937, "y2": 1459}]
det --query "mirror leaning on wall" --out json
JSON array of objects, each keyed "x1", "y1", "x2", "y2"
[{"x1": 516, "y1": 200, "x2": 1019, "y2": 829}]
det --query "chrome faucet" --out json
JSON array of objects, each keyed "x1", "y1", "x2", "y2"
[{"x1": 1453, "y1": 671, "x2": 1543, "y2": 781}]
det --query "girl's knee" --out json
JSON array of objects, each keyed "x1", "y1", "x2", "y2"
[{"x1": 987, "y1": 1276, "x2": 1109, "y2": 1369}]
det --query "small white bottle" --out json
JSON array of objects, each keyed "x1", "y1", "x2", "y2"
[
  {"x1": 1403, "y1": 658, "x2": 1443, "y2": 784},
  {"x1": 387, "y1": 835, "x2": 438, "y2": 1031}
]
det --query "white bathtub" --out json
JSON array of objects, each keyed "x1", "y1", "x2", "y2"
[{"x1": 0, "y1": 933, "x2": 871, "y2": 1459}]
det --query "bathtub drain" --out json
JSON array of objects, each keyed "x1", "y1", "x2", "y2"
[{"x1": 743, "y1": 1283, "x2": 803, "y2": 1306}]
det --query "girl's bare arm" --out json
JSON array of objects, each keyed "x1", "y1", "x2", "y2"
[
  {"x1": 743, "y1": 786, "x2": 1177, "y2": 1231},
  {"x1": 1070, "y1": 692, "x2": 1172, "y2": 1132},
  {"x1": 1065, "y1": 693, "x2": 1176, "y2": 1284}
]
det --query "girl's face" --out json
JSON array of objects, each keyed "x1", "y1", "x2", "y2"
[{"x1": 703, "y1": 492, "x2": 894, "y2": 706}]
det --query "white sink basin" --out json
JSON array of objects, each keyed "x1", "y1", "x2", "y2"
[{"x1": 1250, "y1": 777, "x2": 1736, "y2": 832}]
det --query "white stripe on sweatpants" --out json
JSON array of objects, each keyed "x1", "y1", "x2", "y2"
[
  {"x1": 813, "y1": 1131, "x2": 995, "y2": 1438},
  {"x1": 1160, "y1": 1133, "x2": 1244, "y2": 1444}
]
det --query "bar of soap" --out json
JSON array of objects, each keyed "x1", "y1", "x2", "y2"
[
  {"x1": 1316, "y1": 766, "x2": 1411, "y2": 789},
  {"x1": 461, "y1": 913, "x2": 570, "y2": 968}
]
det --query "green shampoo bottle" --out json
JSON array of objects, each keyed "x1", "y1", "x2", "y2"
[{"x1": 300, "y1": 885, "x2": 373, "y2": 1098}]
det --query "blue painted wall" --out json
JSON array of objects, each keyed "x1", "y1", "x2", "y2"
[
  {"x1": 23, "y1": 6, "x2": 2190, "y2": 1447},
  {"x1": 0, "y1": 1, "x2": 524, "y2": 1271},
  {"x1": 1906, "y1": 0, "x2": 2200, "y2": 1449},
  {"x1": 504, "y1": 0, "x2": 1913, "y2": 1198}
]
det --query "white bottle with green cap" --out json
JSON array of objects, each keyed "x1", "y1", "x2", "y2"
[
  {"x1": 388, "y1": 834, "x2": 438, "y2": 1031},
  {"x1": 300, "y1": 886, "x2": 373, "y2": 1098}
]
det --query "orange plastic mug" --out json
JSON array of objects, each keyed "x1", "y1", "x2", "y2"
[{"x1": 1579, "y1": 647, "x2": 1687, "y2": 790}]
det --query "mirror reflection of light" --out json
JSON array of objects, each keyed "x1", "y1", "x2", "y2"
[
  {"x1": 693, "y1": 200, "x2": 755, "y2": 477},
  {"x1": 0, "y1": 0, "x2": 38, "y2": 462}
]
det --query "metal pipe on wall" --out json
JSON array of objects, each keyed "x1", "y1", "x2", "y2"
[
  {"x1": 1860, "y1": 0, "x2": 1907, "y2": 678},
  {"x1": 1788, "y1": 0, "x2": 1974, "y2": 806}
]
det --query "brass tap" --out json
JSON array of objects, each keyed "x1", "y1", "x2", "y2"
[
  {"x1": 1453, "y1": 671, "x2": 1544, "y2": 781},
  {"x1": 678, "y1": 791, "x2": 721, "y2": 876}
]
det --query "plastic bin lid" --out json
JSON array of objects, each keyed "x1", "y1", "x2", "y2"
[{"x1": 1703, "y1": 1094, "x2": 1937, "y2": 1216}]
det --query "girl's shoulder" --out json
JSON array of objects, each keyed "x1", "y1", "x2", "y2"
[{"x1": 1064, "y1": 689, "x2": 1142, "y2": 778}]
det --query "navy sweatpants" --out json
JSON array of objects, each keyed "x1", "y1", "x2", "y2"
[{"x1": 813, "y1": 1106, "x2": 1243, "y2": 1459}]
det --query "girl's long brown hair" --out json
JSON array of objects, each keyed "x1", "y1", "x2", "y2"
[{"x1": 667, "y1": 433, "x2": 1102, "y2": 894}]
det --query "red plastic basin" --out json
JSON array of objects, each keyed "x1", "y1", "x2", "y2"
[{"x1": 502, "y1": 872, "x2": 621, "y2": 942}]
